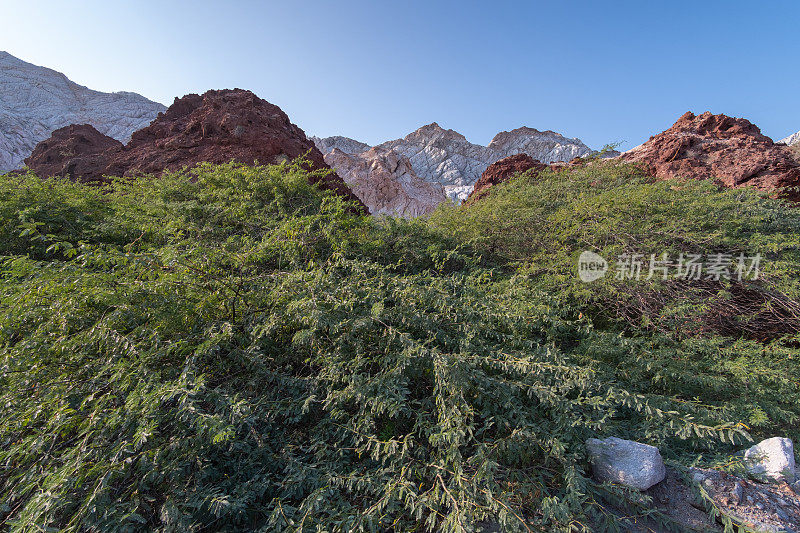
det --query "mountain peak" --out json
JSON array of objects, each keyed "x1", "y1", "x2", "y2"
[{"x1": 407, "y1": 122, "x2": 467, "y2": 143}]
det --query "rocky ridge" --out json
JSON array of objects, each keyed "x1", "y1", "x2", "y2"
[
  {"x1": 780, "y1": 131, "x2": 800, "y2": 146},
  {"x1": 309, "y1": 135, "x2": 370, "y2": 155},
  {"x1": 0, "y1": 51, "x2": 165, "y2": 172},
  {"x1": 313, "y1": 123, "x2": 592, "y2": 216},
  {"x1": 25, "y1": 89, "x2": 366, "y2": 212},
  {"x1": 622, "y1": 111, "x2": 800, "y2": 199},
  {"x1": 324, "y1": 147, "x2": 446, "y2": 217},
  {"x1": 376, "y1": 123, "x2": 591, "y2": 201}
]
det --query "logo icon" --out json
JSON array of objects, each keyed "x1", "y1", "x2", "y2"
[{"x1": 578, "y1": 251, "x2": 608, "y2": 282}]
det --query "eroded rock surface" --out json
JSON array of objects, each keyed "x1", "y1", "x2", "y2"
[
  {"x1": 0, "y1": 51, "x2": 164, "y2": 173},
  {"x1": 24, "y1": 124, "x2": 122, "y2": 182},
  {"x1": 488, "y1": 126, "x2": 591, "y2": 162},
  {"x1": 311, "y1": 135, "x2": 370, "y2": 155},
  {"x1": 324, "y1": 147, "x2": 446, "y2": 217},
  {"x1": 622, "y1": 111, "x2": 800, "y2": 199},
  {"x1": 314, "y1": 123, "x2": 592, "y2": 209}
]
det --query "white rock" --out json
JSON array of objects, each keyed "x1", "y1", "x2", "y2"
[
  {"x1": 488, "y1": 126, "x2": 592, "y2": 163},
  {"x1": 744, "y1": 437, "x2": 796, "y2": 483},
  {"x1": 586, "y1": 437, "x2": 666, "y2": 490},
  {"x1": 323, "y1": 147, "x2": 447, "y2": 218},
  {"x1": 310, "y1": 135, "x2": 370, "y2": 155},
  {"x1": 0, "y1": 51, "x2": 165, "y2": 172},
  {"x1": 779, "y1": 131, "x2": 800, "y2": 146}
]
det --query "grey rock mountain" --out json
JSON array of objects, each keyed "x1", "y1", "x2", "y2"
[
  {"x1": 488, "y1": 126, "x2": 592, "y2": 162},
  {"x1": 0, "y1": 51, "x2": 165, "y2": 172},
  {"x1": 314, "y1": 123, "x2": 592, "y2": 215},
  {"x1": 309, "y1": 135, "x2": 370, "y2": 155},
  {"x1": 780, "y1": 130, "x2": 800, "y2": 146},
  {"x1": 375, "y1": 123, "x2": 498, "y2": 202}
]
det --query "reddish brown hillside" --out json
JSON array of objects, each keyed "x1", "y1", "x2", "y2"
[
  {"x1": 622, "y1": 111, "x2": 800, "y2": 198},
  {"x1": 465, "y1": 153, "x2": 547, "y2": 204},
  {"x1": 25, "y1": 89, "x2": 366, "y2": 212}
]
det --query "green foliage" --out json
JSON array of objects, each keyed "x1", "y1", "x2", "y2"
[
  {"x1": 429, "y1": 161, "x2": 800, "y2": 339},
  {"x1": 0, "y1": 160, "x2": 798, "y2": 531}
]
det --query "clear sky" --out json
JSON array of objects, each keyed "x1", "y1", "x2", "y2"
[{"x1": 2, "y1": 0, "x2": 799, "y2": 150}]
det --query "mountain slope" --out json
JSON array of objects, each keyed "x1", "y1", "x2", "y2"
[
  {"x1": 780, "y1": 130, "x2": 800, "y2": 146},
  {"x1": 0, "y1": 51, "x2": 165, "y2": 172},
  {"x1": 622, "y1": 111, "x2": 800, "y2": 199},
  {"x1": 324, "y1": 147, "x2": 447, "y2": 217},
  {"x1": 315, "y1": 123, "x2": 592, "y2": 209}
]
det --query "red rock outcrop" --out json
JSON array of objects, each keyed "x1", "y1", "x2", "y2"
[
  {"x1": 622, "y1": 112, "x2": 800, "y2": 198},
  {"x1": 25, "y1": 89, "x2": 366, "y2": 211},
  {"x1": 24, "y1": 124, "x2": 122, "y2": 183},
  {"x1": 465, "y1": 153, "x2": 548, "y2": 204}
]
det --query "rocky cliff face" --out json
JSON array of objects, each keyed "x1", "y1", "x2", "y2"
[
  {"x1": 0, "y1": 51, "x2": 165, "y2": 173},
  {"x1": 622, "y1": 111, "x2": 800, "y2": 198},
  {"x1": 488, "y1": 127, "x2": 591, "y2": 162},
  {"x1": 324, "y1": 147, "x2": 447, "y2": 218},
  {"x1": 315, "y1": 123, "x2": 592, "y2": 214},
  {"x1": 25, "y1": 89, "x2": 366, "y2": 212},
  {"x1": 375, "y1": 123, "x2": 498, "y2": 201}
]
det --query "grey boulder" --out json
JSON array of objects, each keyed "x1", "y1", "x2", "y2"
[
  {"x1": 586, "y1": 437, "x2": 666, "y2": 490},
  {"x1": 744, "y1": 437, "x2": 796, "y2": 483}
]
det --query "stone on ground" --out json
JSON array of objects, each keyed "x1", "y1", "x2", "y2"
[
  {"x1": 586, "y1": 437, "x2": 666, "y2": 490},
  {"x1": 744, "y1": 437, "x2": 796, "y2": 483}
]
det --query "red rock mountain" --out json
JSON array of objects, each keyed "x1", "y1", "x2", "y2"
[
  {"x1": 465, "y1": 153, "x2": 547, "y2": 204},
  {"x1": 25, "y1": 89, "x2": 366, "y2": 211},
  {"x1": 25, "y1": 124, "x2": 123, "y2": 182},
  {"x1": 622, "y1": 111, "x2": 800, "y2": 198}
]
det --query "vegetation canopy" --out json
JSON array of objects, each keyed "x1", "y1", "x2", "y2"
[{"x1": 1, "y1": 160, "x2": 799, "y2": 532}]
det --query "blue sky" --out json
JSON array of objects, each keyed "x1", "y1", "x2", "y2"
[{"x1": 2, "y1": 0, "x2": 799, "y2": 150}]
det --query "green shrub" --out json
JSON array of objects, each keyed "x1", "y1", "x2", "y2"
[{"x1": 0, "y1": 160, "x2": 798, "y2": 531}]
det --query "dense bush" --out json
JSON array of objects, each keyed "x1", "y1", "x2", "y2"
[
  {"x1": 430, "y1": 162, "x2": 800, "y2": 340},
  {"x1": 0, "y1": 160, "x2": 798, "y2": 531}
]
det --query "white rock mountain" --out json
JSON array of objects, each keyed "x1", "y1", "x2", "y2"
[
  {"x1": 0, "y1": 51, "x2": 165, "y2": 172},
  {"x1": 314, "y1": 122, "x2": 592, "y2": 216},
  {"x1": 780, "y1": 131, "x2": 800, "y2": 146},
  {"x1": 309, "y1": 135, "x2": 370, "y2": 155}
]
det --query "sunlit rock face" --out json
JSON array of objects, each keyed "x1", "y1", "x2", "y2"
[
  {"x1": 310, "y1": 135, "x2": 370, "y2": 155},
  {"x1": 780, "y1": 131, "x2": 800, "y2": 146},
  {"x1": 0, "y1": 51, "x2": 165, "y2": 172},
  {"x1": 315, "y1": 123, "x2": 592, "y2": 210},
  {"x1": 622, "y1": 111, "x2": 800, "y2": 200},
  {"x1": 324, "y1": 147, "x2": 447, "y2": 218}
]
